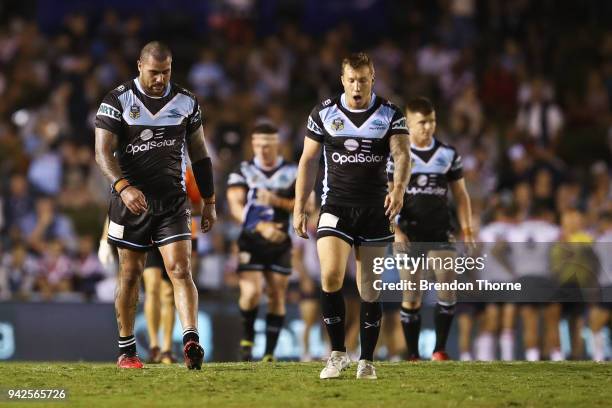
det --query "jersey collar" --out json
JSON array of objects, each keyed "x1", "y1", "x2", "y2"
[
  {"x1": 340, "y1": 92, "x2": 377, "y2": 112},
  {"x1": 253, "y1": 156, "x2": 283, "y2": 172},
  {"x1": 134, "y1": 78, "x2": 171, "y2": 99},
  {"x1": 410, "y1": 137, "x2": 436, "y2": 151}
]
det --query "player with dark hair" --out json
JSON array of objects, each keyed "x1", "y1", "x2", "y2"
[
  {"x1": 94, "y1": 41, "x2": 216, "y2": 369},
  {"x1": 227, "y1": 122, "x2": 297, "y2": 362},
  {"x1": 389, "y1": 97, "x2": 475, "y2": 361},
  {"x1": 294, "y1": 52, "x2": 411, "y2": 379}
]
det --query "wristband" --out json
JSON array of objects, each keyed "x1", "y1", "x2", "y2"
[
  {"x1": 191, "y1": 157, "x2": 215, "y2": 199},
  {"x1": 118, "y1": 184, "x2": 132, "y2": 195},
  {"x1": 113, "y1": 177, "x2": 130, "y2": 194},
  {"x1": 203, "y1": 194, "x2": 216, "y2": 205}
]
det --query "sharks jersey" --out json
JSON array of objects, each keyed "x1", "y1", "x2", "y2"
[
  {"x1": 95, "y1": 78, "x2": 202, "y2": 201},
  {"x1": 227, "y1": 158, "x2": 297, "y2": 247},
  {"x1": 306, "y1": 93, "x2": 408, "y2": 207},
  {"x1": 389, "y1": 138, "x2": 463, "y2": 237}
]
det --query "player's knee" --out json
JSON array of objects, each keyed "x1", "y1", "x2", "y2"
[
  {"x1": 241, "y1": 284, "x2": 262, "y2": 304},
  {"x1": 437, "y1": 290, "x2": 457, "y2": 306},
  {"x1": 321, "y1": 274, "x2": 343, "y2": 292},
  {"x1": 166, "y1": 262, "x2": 191, "y2": 281},
  {"x1": 402, "y1": 300, "x2": 422, "y2": 309},
  {"x1": 267, "y1": 289, "x2": 286, "y2": 308},
  {"x1": 118, "y1": 266, "x2": 142, "y2": 288}
]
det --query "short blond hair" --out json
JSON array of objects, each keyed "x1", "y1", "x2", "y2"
[{"x1": 342, "y1": 52, "x2": 374, "y2": 73}]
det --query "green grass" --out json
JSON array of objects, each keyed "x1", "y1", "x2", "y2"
[{"x1": 0, "y1": 362, "x2": 610, "y2": 407}]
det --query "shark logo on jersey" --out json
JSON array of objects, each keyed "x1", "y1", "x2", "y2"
[
  {"x1": 331, "y1": 118, "x2": 344, "y2": 131},
  {"x1": 168, "y1": 108, "x2": 183, "y2": 119},
  {"x1": 129, "y1": 105, "x2": 140, "y2": 119},
  {"x1": 370, "y1": 119, "x2": 386, "y2": 131}
]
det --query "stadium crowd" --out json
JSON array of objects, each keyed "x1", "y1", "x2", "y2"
[{"x1": 0, "y1": 1, "x2": 610, "y2": 360}]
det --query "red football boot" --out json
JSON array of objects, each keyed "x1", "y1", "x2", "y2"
[
  {"x1": 117, "y1": 354, "x2": 144, "y2": 369},
  {"x1": 431, "y1": 351, "x2": 450, "y2": 361},
  {"x1": 183, "y1": 340, "x2": 204, "y2": 370}
]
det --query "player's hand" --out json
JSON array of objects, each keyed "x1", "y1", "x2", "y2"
[
  {"x1": 201, "y1": 203, "x2": 217, "y2": 233},
  {"x1": 120, "y1": 186, "x2": 147, "y2": 215},
  {"x1": 384, "y1": 187, "x2": 404, "y2": 221},
  {"x1": 255, "y1": 189, "x2": 277, "y2": 207},
  {"x1": 256, "y1": 222, "x2": 287, "y2": 243},
  {"x1": 463, "y1": 228, "x2": 476, "y2": 255},
  {"x1": 293, "y1": 211, "x2": 308, "y2": 239}
]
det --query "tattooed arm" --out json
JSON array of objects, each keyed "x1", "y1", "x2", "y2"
[
  {"x1": 385, "y1": 133, "x2": 411, "y2": 220},
  {"x1": 95, "y1": 128, "x2": 147, "y2": 215}
]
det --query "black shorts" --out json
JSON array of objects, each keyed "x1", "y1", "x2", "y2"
[
  {"x1": 107, "y1": 193, "x2": 192, "y2": 251},
  {"x1": 397, "y1": 210, "x2": 455, "y2": 250},
  {"x1": 316, "y1": 204, "x2": 394, "y2": 246},
  {"x1": 237, "y1": 232, "x2": 292, "y2": 275},
  {"x1": 144, "y1": 247, "x2": 170, "y2": 281}
]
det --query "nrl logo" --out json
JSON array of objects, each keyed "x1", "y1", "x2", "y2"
[
  {"x1": 129, "y1": 105, "x2": 140, "y2": 119},
  {"x1": 331, "y1": 118, "x2": 344, "y2": 131}
]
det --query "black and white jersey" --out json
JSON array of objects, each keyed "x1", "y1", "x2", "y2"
[
  {"x1": 594, "y1": 230, "x2": 612, "y2": 287},
  {"x1": 306, "y1": 93, "x2": 408, "y2": 207},
  {"x1": 388, "y1": 138, "x2": 463, "y2": 234},
  {"x1": 479, "y1": 221, "x2": 515, "y2": 282},
  {"x1": 227, "y1": 158, "x2": 297, "y2": 242},
  {"x1": 95, "y1": 79, "x2": 202, "y2": 201},
  {"x1": 507, "y1": 220, "x2": 559, "y2": 278}
]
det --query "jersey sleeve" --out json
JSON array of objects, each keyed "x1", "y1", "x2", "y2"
[
  {"x1": 446, "y1": 151, "x2": 464, "y2": 181},
  {"x1": 387, "y1": 106, "x2": 408, "y2": 137},
  {"x1": 186, "y1": 98, "x2": 203, "y2": 135},
  {"x1": 227, "y1": 164, "x2": 248, "y2": 188},
  {"x1": 94, "y1": 92, "x2": 123, "y2": 135},
  {"x1": 305, "y1": 105, "x2": 325, "y2": 142}
]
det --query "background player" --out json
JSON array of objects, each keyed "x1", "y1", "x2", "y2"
[
  {"x1": 508, "y1": 204, "x2": 561, "y2": 361},
  {"x1": 226, "y1": 123, "x2": 297, "y2": 362},
  {"x1": 144, "y1": 167, "x2": 202, "y2": 364},
  {"x1": 94, "y1": 42, "x2": 216, "y2": 369},
  {"x1": 476, "y1": 203, "x2": 519, "y2": 361},
  {"x1": 294, "y1": 53, "x2": 411, "y2": 379},
  {"x1": 390, "y1": 97, "x2": 475, "y2": 361},
  {"x1": 591, "y1": 210, "x2": 612, "y2": 361}
]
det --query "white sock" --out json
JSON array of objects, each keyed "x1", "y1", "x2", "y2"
[
  {"x1": 591, "y1": 330, "x2": 606, "y2": 362},
  {"x1": 500, "y1": 330, "x2": 515, "y2": 361},
  {"x1": 460, "y1": 351, "x2": 472, "y2": 361},
  {"x1": 475, "y1": 333, "x2": 495, "y2": 361},
  {"x1": 550, "y1": 348, "x2": 564, "y2": 361},
  {"x1": 525, "y1": 347, "x2": 540, "y2": 361}
]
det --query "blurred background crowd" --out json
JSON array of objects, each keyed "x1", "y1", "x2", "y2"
[{"x1": 0, "y1": 0, "x2": 610, "y2": 358}]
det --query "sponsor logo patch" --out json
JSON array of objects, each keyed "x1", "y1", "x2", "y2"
[
  {"x1": 331, "y1": 152, "x2": 386, "y2": 165},
  {"x1": 343, "y1": 138, "x2": 359, "y2": 152},
  {"x1": 318, "y1": 213, "x2": 339, "y2": 228},
  {"x1": 97, "y1": 103, "x2": 121, "y2": 121},
  {"x1": 108, "y1": 221, "x2": 124, "y2": 239}
]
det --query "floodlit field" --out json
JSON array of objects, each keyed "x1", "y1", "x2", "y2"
[{"x1": 0, "y1": 362, "x2": 610, "y2": 407}]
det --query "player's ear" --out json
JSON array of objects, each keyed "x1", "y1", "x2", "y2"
[{"x1": 137, "y1": 59, "x2": 142, "y2": 74}]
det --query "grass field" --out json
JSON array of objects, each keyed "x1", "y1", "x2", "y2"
[{"x1": 0, "y1": 362, "x2": 610, "y2": 407}]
